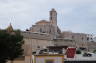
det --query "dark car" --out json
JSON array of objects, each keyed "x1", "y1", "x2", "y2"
[{"x1": 83, "y1": 52, "x2": 92, "y2": 57}]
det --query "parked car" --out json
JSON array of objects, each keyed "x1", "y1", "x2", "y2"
[{"x1": 83, "y1": 52, "x2": 92, "y2": 57}]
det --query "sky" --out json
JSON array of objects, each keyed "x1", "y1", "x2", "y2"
[{"x1": 0, "y1": 0, "x2": 96, "y2": 34}]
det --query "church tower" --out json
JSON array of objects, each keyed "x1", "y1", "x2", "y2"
[
  {"x1": 50, "y1": 8, "x2": 58, "y2": 38},
  {"x1": 6, "y1": 23, "x2": 13, "y2": 33},
  {"x1": 50, "y1": 8, "x2": 57, "y2": 26}
]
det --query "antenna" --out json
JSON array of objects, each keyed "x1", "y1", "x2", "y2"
[{"x1": 10, "y1": 16, "x2": 15, "y2": 23}]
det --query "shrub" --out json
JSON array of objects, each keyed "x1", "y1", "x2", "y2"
[{"x1": 76, "y1": 50, "x2": 81, "y2": 54}]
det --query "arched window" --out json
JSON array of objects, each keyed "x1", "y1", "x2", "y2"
[
  {"x1": 40, "y1": 28, "x2": 42, "y2": 32},
  {"x1": 72, "y1": 36, "x2": 74, "y2": 39}
]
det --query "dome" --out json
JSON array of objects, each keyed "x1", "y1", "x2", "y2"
[{"x1": 36, "y1": 20, "x2": 50, "y2": 25}]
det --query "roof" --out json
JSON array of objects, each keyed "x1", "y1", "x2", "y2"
[{"x1": 36, "y1": 20, "x2": 49, "y2": 25}]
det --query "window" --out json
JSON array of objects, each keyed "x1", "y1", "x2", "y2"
[
  {"x1": 45, "y1": 59, "x2": 54, "y2": 63},
  {"x1": 72, "y1": 36, "x2": 74, "y2": 39},
  {"x1": 82, "y1": 37, "x2": 83, "y2": 40},
  {"x1": 50, "y1": 17, "x2": 52, "y2": 20},
  {"x1": 49, "y1": 29, "x2": 51, "y2": 33},
  {"x1": 40, "y1": 28, "x2": 42, "y2": 32},
  {"x1": 37, "y1": 46, "x2": 40, "y2": 48},
  {"x1": 42, "y1": 31, "x2": 45, "y2": 33},
  {"x1": 87, "y1": 37, "x2": 89, "y2": 41}
]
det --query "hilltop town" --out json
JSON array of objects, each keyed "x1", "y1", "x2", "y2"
[{"x1": 5, "y1": 9, "x2": 96, "y2": 63}]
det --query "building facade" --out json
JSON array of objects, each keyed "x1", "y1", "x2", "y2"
[{"x1": 22, "y1": 9, "x2": 96, "y2": 54}]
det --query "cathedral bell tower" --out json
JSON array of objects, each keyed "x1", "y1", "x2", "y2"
[
  {"x1": 50, "y1": 8, "x2": 58, "y2": 38},
  {"x1": 50, "y1": 8, "x2": 57, "y2": 26}
]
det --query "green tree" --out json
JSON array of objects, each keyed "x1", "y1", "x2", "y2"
[
  {"x1": 93, "y1": 49, "x2": 96, "y2": 54},
  {"x1": 0, "y1": 30, "x2": 24, "y2": 63},
  {"x1": 7, "y1": 30, "x2": 24, "y2": 63},
  {"x1": 0, "y1": 30, "x2": 9, "y2": 63}
]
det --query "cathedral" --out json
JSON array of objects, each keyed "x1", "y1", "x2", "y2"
[{"x1": 29, "y1": 8, "x2": 61, "y2": 38}]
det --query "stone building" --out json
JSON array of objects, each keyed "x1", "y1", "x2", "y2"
[{"x1": 60, "y1": 31, "x2": 88, "y2": 48}]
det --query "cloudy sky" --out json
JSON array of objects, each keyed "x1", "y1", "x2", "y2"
[{"x1": 0, "y1": 0, "x2": 96, "y2": 34}]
